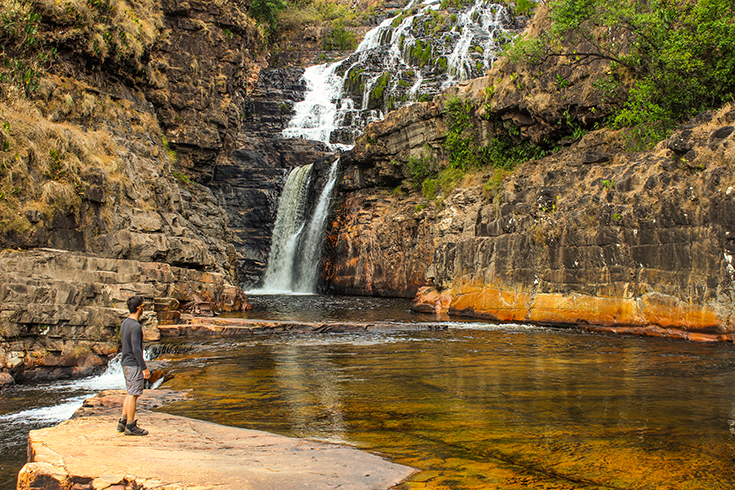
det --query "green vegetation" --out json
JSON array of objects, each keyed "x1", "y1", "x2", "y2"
[
  {"x1": 439, "y1": 96, "x2": 549, "y2": 201},
  {"x1": 172, "y1": 171, "x2": 192, "y2": 185},
  {"x1": 322, "y1": 20, "x2": 357, "y2": 50},
  {"x1": 506, "y1": 0, "x2": 735, "y2": 147},
  {"x1": 409, "y1": 40, "x2": 433, "y2": 67},
  {"x1": 515, "y1": 0, "x2": 536, "y2": 16},
  {"x1": 162, "y1": 135, "x2": 177, "y2": 163},
  {"x1": 444, "y1": 96, "x2": 546, "y2": 172},
  {"x1": 407, "y1": 153, "x2": 437, "y2": 188},
  {"x1": 369, "y1": 72, "x2": 391, "y2": 103},
  {"x1": 251, "y1": 0, "x2": 287, "y2": 34},
  {"x1": 0, "y1": 0, "x2": 56, "y2": 97}
]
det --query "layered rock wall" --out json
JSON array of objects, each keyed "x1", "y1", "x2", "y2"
[
  {"x1": 0, "y1": 249, "x2": 248, "y2": 382},
  {"x1": 326, "y1": 5, "x2": 735, "y2": 339},
  {"x1": 0, "y1": 0, "x2": 265, "y2": 380}
]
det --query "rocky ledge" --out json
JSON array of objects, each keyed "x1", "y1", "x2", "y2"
[
  {"x1": 158, "y1": 315, "x2": 444, "y2": 337},
  {"x1": 0, "y1": 249, "x2": 250, "y2": 384},
  {"x1": 18, "y1": 390, "x2": 416, "y2": 490}
]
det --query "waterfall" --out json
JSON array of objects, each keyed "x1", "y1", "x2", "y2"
[
  {"x1": 260, "y1": 0, "x2": 523, "y2": 291},
  {"x1": 280, "y1": 0, "x2": 522, "y2": 150},
  {"x1": 256, "y1": 159, "x2": 341, "y2": 294},
  {"x1": 281, "y1": 64, "x2": 346, "y2": 149},
  {"x1": 295, "y1": 160, "x2": 341, "y2": 293},
  {"x1": 260, "y1": 164, "x2": 314, "y2": 293}
]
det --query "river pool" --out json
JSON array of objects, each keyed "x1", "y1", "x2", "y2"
[{"x1": 3, "y1": 296, "x2": 735, "y2": 489}]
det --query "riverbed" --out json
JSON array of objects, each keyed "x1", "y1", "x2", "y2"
[{"x1": 3, "y1": 295, "x2": 735, "y2": 489}]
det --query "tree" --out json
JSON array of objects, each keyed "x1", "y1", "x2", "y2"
[
  {"x1": 507, "y1": 0, "x2": 735, "y2": 142},
  {"x1": 250, "y1": 0, "x2": 287, "y2": 34}
]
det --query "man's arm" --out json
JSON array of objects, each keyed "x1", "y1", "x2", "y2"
[{"x1": 131, "y1": 324, "x2": 149, "y2": 374}]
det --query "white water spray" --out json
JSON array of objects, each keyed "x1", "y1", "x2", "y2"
[
  {"x1": 255, "y1": 159, "x2": 341, "y2": 294},
  {"x1": 280, "y1": 0, "x2": 520, "y2": 150},
  {"x1": 295, "y1": 159, "x2": 341, "y2": 292},
  {"x1": 260, "y1": 164, "x2": 314, "y2": 293}
]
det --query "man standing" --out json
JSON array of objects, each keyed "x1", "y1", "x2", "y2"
[{"x1": 118, "y1": 295, "x2": 151, "y2": 436}]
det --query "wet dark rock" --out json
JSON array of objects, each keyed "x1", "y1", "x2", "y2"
[
  {"x1": 0, "y1": 372, "x2": 14, "y2": 388},
  {"x1": 667, "y1": 130, "x2": 694, "y2": 154}
]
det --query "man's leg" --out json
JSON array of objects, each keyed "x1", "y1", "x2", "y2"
[
  {"x1": 124, "y1": 393, "x2": 148, "y2": 436},
  {"x1": 124, "y1": 394, "x2": 139, "y2": 422}
]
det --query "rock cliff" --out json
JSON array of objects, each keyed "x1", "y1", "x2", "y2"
[
  {"x1": 326, "y1": 7, "x2": 735, "y2": 340},
  {"x1": 0, "y1": 0, "x2": 266, "y2": 381}
]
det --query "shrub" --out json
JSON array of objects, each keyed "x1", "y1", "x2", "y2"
[
  {"x1": 323, "y1": 21, "x2": 357, "y2": 51},
  {"x1": 407, "y1": 153, "x2": 437, "y2": 188},
  {"x1": 250, "y1": 0, "x2": 287, "y2": 34},
  {"x1": 506, "y1": 0, "x2": 735, "y2": 146}
]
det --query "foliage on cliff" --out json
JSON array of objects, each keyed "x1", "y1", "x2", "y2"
[{"x1": 507, "y1": 0, "x2": 735, "y2": 144}]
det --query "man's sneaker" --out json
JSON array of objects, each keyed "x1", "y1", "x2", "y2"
[
  {"x1": 117, "y1": 418, "x2": 127, "y2": 432},
  {"x1": 124, "y1": 420, "x2": 148, "y2": 436}
]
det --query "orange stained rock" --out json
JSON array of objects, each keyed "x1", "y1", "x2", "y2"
[
  {"x1": 640, "y1": 293, "x2": 723, "y2": 332},
  {"x1": 528, "y1": 293, "x2": 644, "y2": 327},
  {"x1": 451, "y1": 286, "x2": 530, "y2": 323},
  {"x1": 413, "y1": 283, "x2": 733, "y2": 341}
]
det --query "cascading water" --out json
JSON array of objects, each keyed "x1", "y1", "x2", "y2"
[
  {"x1": 280, "y1": 0, "x2": 524, "y2": 150},
  {"x1": 256, "y1": 159, "x2": 341, "y2": 294},
  {"x1": 294, "y1": 159, "x2": 341, "y2": 293},
  {"x1": 263, "y1": 0, "x2": 523, "y2": 292},
  {"x1": 260, "y1": 164, "x2": 314, "y2": 293}
]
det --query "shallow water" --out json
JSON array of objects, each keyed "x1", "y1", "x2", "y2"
[
  {"x1": 0, "y1": 360, "x2": 127, "y2": 489},
  {"x1": 158, "y1": 325, "x2": 735, "y2": 489},
  {"x1": 3, "y1": 296, "x2": 735, "y2": 489}
]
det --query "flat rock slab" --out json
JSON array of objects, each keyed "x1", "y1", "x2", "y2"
[
  {"x1": 159, "y1": 317, "x2": 444, "y2": 337},
  {"x1": 18, "y1": 390, "x2": 416, "y2": 490}
]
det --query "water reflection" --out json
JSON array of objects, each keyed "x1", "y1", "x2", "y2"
[
  {"x1": 233, "y1": 294, "x2": 440, "y2": 323},
  {"x1": 159, "y1": 327, "x2": 735, "y2": 489},
  {"x1": 275, "y1": 345, "x2": 347, "y2": 443}
]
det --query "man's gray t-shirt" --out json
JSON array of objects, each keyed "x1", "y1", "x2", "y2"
[{"x1": 120, "y1": 317, "x2": 147, "y2": 370}]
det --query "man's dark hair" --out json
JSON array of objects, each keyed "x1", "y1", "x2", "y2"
[{"x1": 127, "y1": 296, "x2": 144, "y2": 313}]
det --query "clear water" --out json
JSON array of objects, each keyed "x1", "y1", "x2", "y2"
[
  {"x1": 0, "y1": 358, "x2": 126, "y2": 489},
  {"x1": 4, "y1": 296, "x2": 735, "y2": 489},
  {"x1": 156, "y1": 327, "x2": 735, "y2": 489}
]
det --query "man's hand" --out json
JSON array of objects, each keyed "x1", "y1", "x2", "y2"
[{"x1": 143, "y1": 368, "x2": 151, "y2": 380}]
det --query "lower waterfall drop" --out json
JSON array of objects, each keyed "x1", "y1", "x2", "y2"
[{"x1": 257, "y1": 159, "x2": 341, "y2": 294}]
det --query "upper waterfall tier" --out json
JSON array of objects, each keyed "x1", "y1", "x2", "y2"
[{"x1": 281, "y1": 0, "x2": 526, "y2": 150}]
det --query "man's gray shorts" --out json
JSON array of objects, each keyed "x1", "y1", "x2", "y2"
[{"x1": 123, "y1": 365, "x2": 145, "y2": 396}]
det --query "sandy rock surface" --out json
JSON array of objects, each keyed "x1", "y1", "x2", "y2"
[{"x1": 18, "y1": 390, "x2": 416, "y2": 490}]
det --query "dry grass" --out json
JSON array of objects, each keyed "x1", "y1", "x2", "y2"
[
  {"x1": 279, "y1": 0, "x2": 385, "y2": 32},
  {"x1": 0, "y1": 95, "x2": 128, "y2": 236},
  {"x1": 36, "y1": 0, "x2": 163, "y2": 70}
]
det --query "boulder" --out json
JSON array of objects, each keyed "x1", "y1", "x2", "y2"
[{"x1": 0, "y1": 372, "x2": 14, "y2": 388}]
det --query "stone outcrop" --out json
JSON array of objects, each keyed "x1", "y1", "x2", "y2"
[
  {"x1": 325, "y1": 3, "x2": 735, "y2": 340},
  {"x1": 18, "y1": 390, "x2": 416, "y2": 490},
  {"x1": 0, "y1": 249, "x2": 249, "y2": 382},
  {"x1": 412, "y1": 109, "x2": 735, "y2": 337},
  {"x1": 329, "y1": 101, "x2": 735, "y2": 339},
  {"x1": 158, "y1": 316, "x2": 442, "y2": 337}
]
